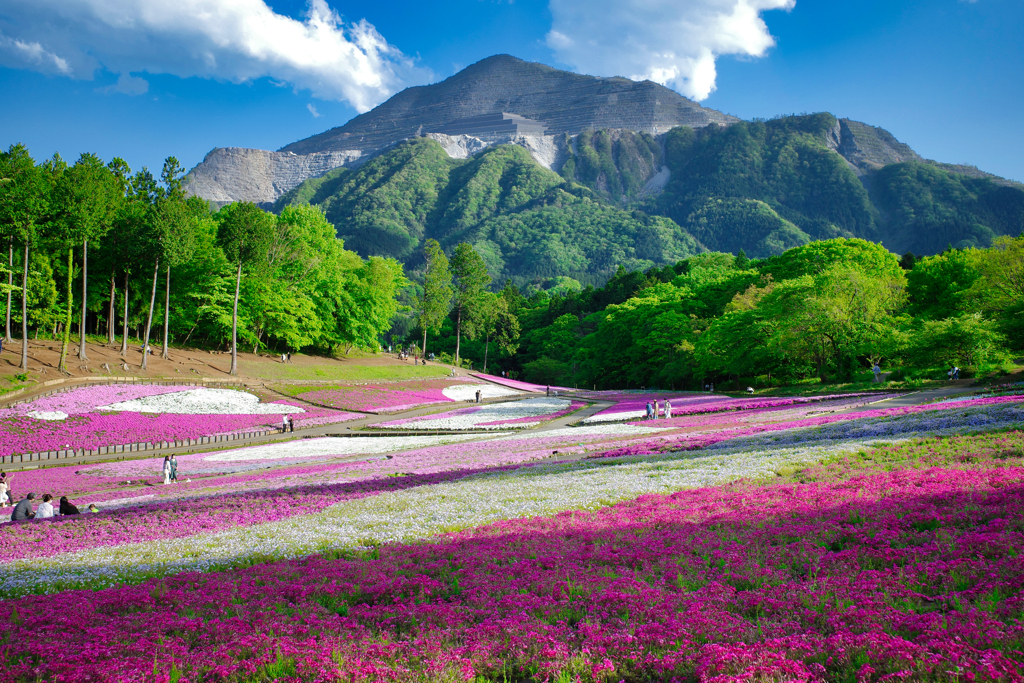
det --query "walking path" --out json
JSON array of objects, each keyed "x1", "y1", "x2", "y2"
[{"x1": 837, "y1": 380, "x2": 981, "y2": 414}]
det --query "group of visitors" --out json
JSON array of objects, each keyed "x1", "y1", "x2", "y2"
[
  {"x1": 161, "y1": 455, "x2": 180, "y2": 485},
  {"x1": 2, "y1": 470, "x2": 97, "y2": 521},
  {"x1": 948, "y1": 366, "x2": 961, "y2": 380},
  {"x1": 281, "y1": 415, "x2": 295, "y2": 433},
  {"x1": 280, "y1": 352, "x2": 292, "y2": 363},
  {"x1": 645, "y1": 399, "x2": 673, "y2": 420}
]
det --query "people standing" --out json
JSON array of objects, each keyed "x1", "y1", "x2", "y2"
[
  {"x1": 11, "y1": 493, "x2": 35, "y2": 521},
  {"x1": 953, "y1": 366, "x2": 961, "y2": 380},
  {"x1": 664, "y1": 399, "x2": 672, "y2": 420},
  {"x1": 35, "y1": 494, "x2": 55, "y2": 519},
  {"x1": 169, "y1": 455, "x2": 179, "y2": 483},
  {"x1": 287, "y1": 415, "x2": 294, "y2": 433},
  {"x1": 282, "y1": 415, "x2": 289, "y2": 433},
  {"x1": 645, "y1": 402, "x2": 653, "y2": 420},
  {"x1": 162, "y1": 456, "x2": 171, "y2": 485},
  {"x1": 0, "y1": 475, "x2": 9, "y2": 508},
  {"x1": 59, "y1": 496, "x2": 80, "y2": 515},
  {"x1": 872, "y1": 362, "x2": 882, "y2": 383}
]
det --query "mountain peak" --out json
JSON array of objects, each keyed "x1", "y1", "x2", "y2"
[{"x1": 279, "y1": 55, "x2": 738, "y2": 155}]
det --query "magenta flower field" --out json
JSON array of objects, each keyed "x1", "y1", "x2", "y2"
[
  {"x1": 5, "y1": 464, "x2": 1024, "y2": 682},
  {"x1": 1, "y1": 379, "x2": 1023, "y2": 681},
  {"x1": 0, "y1": 384, "x2": 360, "y2": 457}
]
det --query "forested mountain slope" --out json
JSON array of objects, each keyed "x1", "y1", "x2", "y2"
[
  {"x1": 278, "y1": 113, "x2": 1024, "y2": 285},
  {"x1": 278, "y1": 137, "x2": 698, "y2": 286}
]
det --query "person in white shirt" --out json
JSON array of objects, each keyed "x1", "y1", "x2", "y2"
[
  {"x1": 35, "y1": 494, "x2": 55, "y2": 519},
  {"x1": 664, "y1": 399, "x2": 672, "y2": 419}
]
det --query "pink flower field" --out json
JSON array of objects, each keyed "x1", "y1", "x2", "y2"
[
  {"x1": 5, "y1": 463, "x2": 1024, "y2": 682},
  {"x1": 0, "y1": 384, "x2": 361, "y2": 457}
]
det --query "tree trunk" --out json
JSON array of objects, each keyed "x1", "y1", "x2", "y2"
[
  {"x1": 162, "y1": 264, "x2": 171, "y2": 359},
  {"x1": 120, "y1": 271, "x2": 129, "y2": 356},
  {"x1": 421, "y1": 326, "x2": 427, "y2": 359},
  {"x1": 141, "y1": 258, "x2": 159, "y2": 371},
  {"x1": 57, "y1": 247, "x2": 73, "y2": 374},
  {"x1": 5, "y1": 239, "x2": 12, "y2": 343},
  {"x1": 107, "y1": 275, "x2": 116, "y2": 345},
  {"x1": 454, "y1": 304, "x2": 462, "y2": 366},
  {"x1": 230, "y1": 261, "x2": 241, "y2": 376},
  {"x1": 78, "y1": 239, "x2": 88, "y2": 361},
  {"x1": 20, "y1": 243, "x2": 29, "y2": 371},
  {"x1": 483, "y1": 331, "x2": 490, "y2": 373}
]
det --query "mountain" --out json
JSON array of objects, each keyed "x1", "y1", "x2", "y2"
[
  {"x1": 273, "y1": 137, "x2": 698, "y2": 286},
  {"x1": 186, "y1": 53, "x2": 1024, "y2": 283},
  {"x1": 185, "y1": 54, "x2": 738, "y2": 207},
  {"x1": 281, "y1": 54, "x2": 738, "y2": 156}
]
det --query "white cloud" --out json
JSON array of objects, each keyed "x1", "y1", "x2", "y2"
[
  {"x1": 0, "y1": 33, "x2": 72, "y2": 75},
  {"x1": 545, "y1": 0, "x2": 794, "y2": 101},
  {"x1": 306, "y1": 102, "x2": 322, "y2": 117},
  {"x1": 0, "y1": 0, "x2": 429, "y2": 112},
  {"x1": 99, "y1": 72, "x2": 150, "y2": 95}
]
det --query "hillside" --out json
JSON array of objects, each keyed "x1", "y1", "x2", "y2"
[
  {"x1": 278, "y1": 137, "x2": 698, "y2": 285},
  {"x1": 277, "y1": 112, "x2": 1024, "y2": 276}
]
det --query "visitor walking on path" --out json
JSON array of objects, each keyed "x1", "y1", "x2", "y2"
[
  {"x1": 169, "y1": 455, "x2": 179, "y2": 483},
  {"x1": 35, "y1": 494, "x2": 54, "y2": 519},
  {"x1": 872, "y1": 362, "x2": 882, "y2": 383},
  {"x1": 162, "y1": 456, "x2": 172, "y2": 485},
  {"x1": 59, "y1": 496, "x2": 80, "y2": 516},
  {"x1": 11, "y1": 493, "x2": 35, "y2": 521},
  {"x1": 645, "y1": 402, "x2": 653, "y2": 420},
  {"x1": 664, "y1": 399, "x2": 672, "y2": 419}
]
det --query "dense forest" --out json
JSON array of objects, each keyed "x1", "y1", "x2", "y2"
[
  {"x1": 0, "y1": 144, "x2": 404, "y2": 374},
  {"x1": 415, "y1": 237, "x2": 1024, "y2": 390},
  {"x1": 277, "y1": 113, "x2": 1024, "y2": 291},
  {"x1": 4, "y1": 139, "x2": 1021, "y2": 391}
]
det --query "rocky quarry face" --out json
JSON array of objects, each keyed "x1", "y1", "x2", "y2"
[{"x1": 183, "y1": 54, "x2": 927, "y2": 206}]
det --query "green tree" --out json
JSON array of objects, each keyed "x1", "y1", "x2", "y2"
[
  {"x1": 908, "y1": 313, "x2": 1008, "y2": 368},
  {"x1": 449, "y1": 242, "x2": 491, "y2": 365},
  {"x1": 50, "y1": 153, "x2": 121, "y2": 371},
  {"x1": 216, "y1": 202, "x2": 276, "y2": 375},
  {"x1": 967, "y1": 235, "x2": 1024, "y2": 347},
  {"x1": 0, "y1": 144, "x2": 50, "y2": 370},
  {"x1": 906, "y1": 249, "x2": 981, "y2": 319},
  {"x1": 478, "y1": 291, "x2": 520, "y2": 373},
  {"x1": 418, "y1": 238, "x2": 453, "y2": 357},
  {"x1": 155, "y1": 158, "x2": 199, "y2": 359}
]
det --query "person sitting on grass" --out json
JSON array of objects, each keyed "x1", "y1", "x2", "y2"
[
  {"x1": 11, "y1": 493, "x2": 35, "y2": 521},
  {"x1": 59, "y1": 496, "x2": 80, "y2": 515},
  {"x1": 35, "y1": 494, "x2": 55, "y2": 519}
]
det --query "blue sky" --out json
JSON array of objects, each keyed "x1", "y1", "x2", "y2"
[{"x1": 0, "y1": 0, "x2": 1021, "y2": 182}]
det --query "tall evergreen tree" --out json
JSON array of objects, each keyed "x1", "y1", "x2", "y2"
[
  {"x1": 418, "y1": 238, "x2": 453, "y2": 358},
  {"x1": 216, "y1": 202, "x2": 275, "y2": 375},
  {"x1": 50, "y1": 153, "x2": 120, "y2": 371},
  {"x1": 0, "y1": 144, "x2": 50, "y2": 371},
  {"x1": 449, "y1": 243, "x2": 491, "y2": 365}
]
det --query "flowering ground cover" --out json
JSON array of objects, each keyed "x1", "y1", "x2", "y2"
[
  {"x1": 3, "y1": 399, "x2": 1021, "y2": 597},
  {"x1": 582, "y1": 391, "x2": 887, "y2": 423},
  {"x1": 470, "y1": 372, "x2": 570, "y2": 392},
  {"x1": 379, "y1": 398, "x2": 585, "y2": 430},
  {"x1": 4, "y1": 449, "x2": 1024, "y2": 681},
  {"x1": 0, "y1": 384, "x2": 360, "y2": 457},
  {"x1": 596, "y1": 394, "x2": 1024, "y2": 459},
  {"x1": 274, "y1": 377, "x2": 510, "y2": 413}
]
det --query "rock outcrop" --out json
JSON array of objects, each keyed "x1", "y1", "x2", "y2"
[{"x1": 184, "y1": 147, "x2": 361, "y2": 207}]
